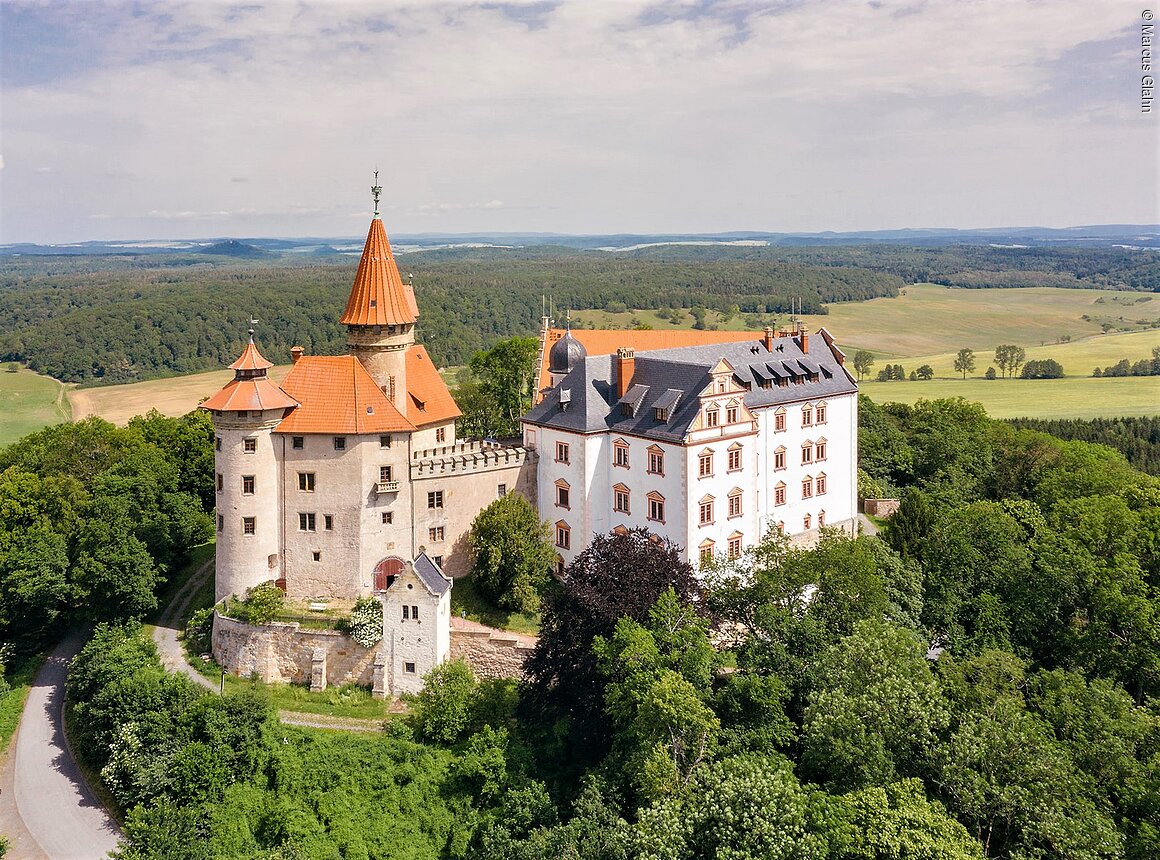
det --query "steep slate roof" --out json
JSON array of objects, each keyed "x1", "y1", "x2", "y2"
[
  {"x1": 405, "y1": 345, "x2": 462, "y2": 427},
  {"x1": 413, "y1": 552, "x2": 452, "y2": 596},
  {"x1": 339, "y1": 217, "x2": 419, "y2": 326},
  {"x1": 524, "y1": 331, "x2": 857, "y2": 443},
  {"x1": 275, "y1": 356, "x2": 415, "y2": 434},
  {"x1": 537, "y1": 327, "x2": 760, "y2": 390},
  {"x1": 201, "y1": 339, "x2": 298, "y2": 412}
]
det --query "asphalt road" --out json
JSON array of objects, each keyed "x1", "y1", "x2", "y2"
[{"x1": 0, "y1": 634, "x2": 121, "y2": 859}]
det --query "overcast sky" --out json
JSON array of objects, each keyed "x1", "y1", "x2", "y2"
[{"x1": 1, "y1": 0, "x2": 1156, "y2": 244}]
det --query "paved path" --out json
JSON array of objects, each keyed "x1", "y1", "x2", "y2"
[
  {"x1": 151, "y1": 557, "x2": 217, "y2": 692},
  {"x1": 0, "y1": 634, "x2": 121, "y2": 859}
]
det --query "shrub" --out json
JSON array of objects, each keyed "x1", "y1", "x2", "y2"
[
  {"x1": 184, "y1": 607, "x2": 214, "y2": 655},
  {"x1": 469, "y1": 494, "x2": 557, "y2": 614},
  {"x1": 225, "y1": 582, "x2": 284, "y2": 625},
  {"x1": 984, "y1": 367, "x2": 997, "y2": 380},
  {"x1": 345, "y1": 597, "x2": 384, "y2": 648},
  {"x1": 410, "y1": 658, "x2": 478, "y2": 744},
  {"x1": 1020, "y1": 359, "x2": 1064, "y2": 379}
]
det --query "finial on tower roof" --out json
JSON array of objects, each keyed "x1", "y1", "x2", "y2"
[
  {"x1": 248, "y1": 316, "x2": 259, "y2": 341},
  {"x1": 565, "y1": 309, "x2": 572, "y2": 332},
  {"x1": 371, "y1": 170, "x2": 382, "y2": 217}
]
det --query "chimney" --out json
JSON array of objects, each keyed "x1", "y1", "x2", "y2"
[
  {"x1": 616, "y1": 347, "x2": 635, "y2": 398},
  {"x1": 797, "y1": 325, "x2": 809, "y2": 354},
  {"x1": 763, "y1": 327, "x2": 775, "y2": 352},
  {"x1": 290, "y1": 346, "x2": 304, "y2": 364}
]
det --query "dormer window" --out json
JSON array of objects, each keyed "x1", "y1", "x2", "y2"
[
  {"x1": 654, "y1": 407, "x2": 668, "y2": 422},
  {"x1": 726, "y1": 404, "x2": 739, "y2": 424},
  {"x1": 705, "y1": 408, "x2": 719, "y2": 428}
]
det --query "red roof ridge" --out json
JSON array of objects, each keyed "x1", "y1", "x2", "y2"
[{"x1": 339, "y1": 217, "x2": 418, "y2": 327}]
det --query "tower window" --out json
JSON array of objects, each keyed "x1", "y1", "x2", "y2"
[
  {"x1": 242, "y1": 475, "x2": 255, "y2": 495},
  {"x1": 428, "y1": 491, "x2": 444, "y2": 509},
  {"x1": 298, "y1": 472, "x2": 315, "y2": 492},
  {"x1": 380, "y1": 435, "x2": 392, "y2": 448},
  {"x1": 380, "y1": 465, "x2": 392, "y2": 482},
  {"x1": 436, "y1": 427, "x2": 446, "y2": 443},
  {"x1": 312, "y1": 551, "x2": 321, "y2": 562},
  {"x1": 217, "y1": 514, "x2": 224, "y2": 532},
  {"x1": 215, "y1": 436, "x2": 222, "y2": 451},
  {"x1": 404, "y1": 662, "x2": 416, "y2": 674},
  {"x1": 324, "y1": 514, "x2": 334, "y2": 530},
  {"x1": 242, "y1": 517, "x2": 256, "y2": 535},
  {"x1": 243, "y1": 438, "x2": 257, "y2": 453},
  {"x1": 298, "y1": 512, "x2": 316, "y2": 532},
  {"x1": 333, "y1": 436, "x2": 346, "y2": 451},
  {"x1": 429, "y1": 527, "x2": 445, "y2": 542},
  {"x1": 292, "y1": 436, "x2": 304, "y2": 449},
  {"x1": 382, "y1": 511, "x2": 393, "y2": 524},
  {"x1": 217, "y1": 473, "x2": 223, "y2": 492}
]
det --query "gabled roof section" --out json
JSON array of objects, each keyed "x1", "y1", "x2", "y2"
[
  {"x1": 275, "y1": 355, "x2": 415, "y2": 434},
  {"x1": 340, "y1": 217, "x2": 419, "y2": 326},
  {"x1": 413, "y1": 552, "x2": 452, "y2": 596},
  {"x1": 405, "y1": 345, "x2": 462, "y2": 427}
]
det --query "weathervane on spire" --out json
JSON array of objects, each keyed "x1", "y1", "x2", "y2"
[
  {"x1": 371, "y1": 170, "x2": 382, "y2": 217},
  {"x1": 248, "y1": 316, "x2": 259, "y2": 341}
]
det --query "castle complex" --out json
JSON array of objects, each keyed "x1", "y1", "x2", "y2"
[{"x1": 204, "y1": 187, "x2": 857, "y2": 693}]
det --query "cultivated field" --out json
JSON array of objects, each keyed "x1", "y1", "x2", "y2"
[
  {"x1": 0, "y1": 367, "x2": 71, "y2": 447},
  {"x1": 69, "y1": 365, "x2": 292, "y2": 427},
  {"x1": 861, "y1": 376, "x2": 1160, "y2": 420}
]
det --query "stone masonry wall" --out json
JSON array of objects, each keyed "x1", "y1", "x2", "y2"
[
  {"x1": 449, "y1": 628, "x2": 536, "y2": 680},
  {"x1": 863, "y1": 498, "x2": 901, "y2": 518}
]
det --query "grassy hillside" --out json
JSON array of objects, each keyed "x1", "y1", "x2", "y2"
[{"x1": 0, "y1": 366, "x2": 71, "y2": 447}]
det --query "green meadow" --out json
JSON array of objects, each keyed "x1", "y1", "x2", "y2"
[{"x1": 0, "y1": 366, "x2": 71, "y2": 448}]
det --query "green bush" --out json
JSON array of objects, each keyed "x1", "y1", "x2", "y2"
[
  {"x1": 184, "y1": 607, "x2": 214, "y2": 655},
  {"x1": 410, "y1": 659, "x2": 478, "y2": 744},
  {"x1": 469, "y1": 494, "x2": 557, "y2": 614},
  {"x1": 223, "y1": 582, "x2": 284, "y2": 625},
  {"x1": 342, "y1": 597, "x2": 383, "y2": 648}
]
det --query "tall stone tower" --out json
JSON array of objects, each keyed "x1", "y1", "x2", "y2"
[
  {"x1": 201, "y1": 336, "x2": 298, "y2": 602},
  {"x1": 340, "y1": 175, "x2": 420, "y2": 411}
]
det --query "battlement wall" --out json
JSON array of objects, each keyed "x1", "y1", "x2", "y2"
[{"x1": 410, "y1": 440, "x2": 534, "y2": 479}]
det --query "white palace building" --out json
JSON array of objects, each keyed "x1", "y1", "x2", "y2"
[{"x1": 522, "y1": 324, "x2": 859, "y2": 569}]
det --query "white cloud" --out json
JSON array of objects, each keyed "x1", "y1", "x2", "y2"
[{"x1": 0, "y1": 0, "x2": 1155, "y2": 242}]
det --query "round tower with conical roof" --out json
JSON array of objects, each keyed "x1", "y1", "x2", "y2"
[
  {"x1": 200, "y1": 334, "x2": 298, "y2": 602},
  {"x1": 342, "y1": 177, "x2": 419, "y2": 412}
]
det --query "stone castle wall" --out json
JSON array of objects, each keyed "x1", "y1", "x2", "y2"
[{"x1": 212, "y1": 612, "x2": 534, "y2": 692}]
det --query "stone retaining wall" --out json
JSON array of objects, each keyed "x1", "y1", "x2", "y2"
[
  {"x1": 863, "y1": 498, "x2": 901, "y2": 518},
  {"x1": 212, "y1": 612, "x2": 533, "y2": 693},
  {"x1": 450, "y1": 628, "x2": 536, "y2": 679}
]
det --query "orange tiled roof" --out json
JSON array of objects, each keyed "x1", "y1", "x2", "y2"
[
  {"x1": 201, "y1": 377, "x2": 298, "y2": 412},
  {"x1": 537, "y1": 327, "x2": 762, "y2": 390},
  {"x1": 405, "y1": 345, "x2": 461, "y2": 427},
  {"x1": 339, "y1": 217, "x2": 419, "y2": 326},
  {"x1": 229, "y1": 339, "x2": 274, "y2": 371},
  {"x1": 275, "y1": 355, "x2": 416, "y2": 434}
]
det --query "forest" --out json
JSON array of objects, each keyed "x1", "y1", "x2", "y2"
[
  {"x1": 1, "y1": 242, "x2": 1154, "y2": 384},
  {"x1": 6, "y1": 393, "x2": 1154, "y2": 860}
]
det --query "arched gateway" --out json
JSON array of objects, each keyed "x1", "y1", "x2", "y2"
[{"x1": 373, "y1": 556, "x2": 406, "y2": 592}]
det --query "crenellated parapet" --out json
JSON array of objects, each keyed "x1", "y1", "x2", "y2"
[{"x1": 410, "y1": 440, "x2": 536, "y2": 478}]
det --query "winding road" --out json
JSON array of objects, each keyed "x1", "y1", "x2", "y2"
[{"x1": 0, "y1": 634, "x2": 122, "y2": 859}]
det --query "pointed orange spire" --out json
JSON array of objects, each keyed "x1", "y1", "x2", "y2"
[
  {"x1": 229, "y1": 339, "x2": 274, "y2": 372},
  {"x1": 340, "y1": 217, "x2": 419, "y2": 326}
]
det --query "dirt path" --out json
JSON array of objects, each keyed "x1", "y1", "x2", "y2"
[{"x1": 150, "y1": 558, "x2": 218, "y2": 692}]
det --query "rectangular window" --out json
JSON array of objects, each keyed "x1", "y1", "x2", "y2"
[
  {"x1": 242, "y1": 517, "x2": 256, "y2": 535},
  {"x1": 312, "y1": 551, "x2": 321, "y2": 562},
  {"x1": 217, "y1": 514, "x2": 224, "y2": 532},
  {"x1": 817, "y1": 475, "x2": 827, "y2": 495},
  {"x1": 428, "y1": 491, "x2": 444, "y2": 509},
  {"x1": 614, "y1": 488, "x2": 630, "y2": 513},
  {"x1": 379, "y1": 465, "x2": 392, "y2": 482},
  {"x1": 729, "y1": 494, "x2": 742, "y2": 518},
  {"x1": 433, "y1": 556, "x2": 443, "y2": 568},
  {"x1": 728, "y1": 536, "x2": 742, "y2": 559},
  {"x1": 698, "y1": 452, "x2": 713, "y2": 478},
  {"x1": 333, "y1": 436, "x2": 346, "y2": 451},
  {"x1": 497, "y1": 483, "x2": 506, "y2": 498},
  {"x1": 802, "y1": 407, "x2": 813, "y2": 427},
  {"x1": 726, "y1": 406, "x2": 739, "y2": 424},
  {"x1": 774, "y1": 449, "x2": 786, "y2": 470},
  {"x1": 216, "y1": 473, "x2": 224, "y2": 492},
  {"x1": 775, "y1": 485, "x2": 787, "y2": 506},
  {"x1": 556, "y1": 484, "x2": 570, "y2": 508},
  {"x1": 324, "y1": 514, "x2": 334, "y2": 530},
  {"x1": 556, "y1": 523, "x2": 571, "y2": 549},
  {"x1": 648, "y1": 449, "x2": 665, "y2": 475},
  {"x1": 699, "y1": 500, "x2": 714, "y2": 525},
  {"x1": 215, "y1": 436, "x2": 222, "y2": 451},
  {"x1": 705, "y1": 408, "x2": 719, "y2": 427},
  {"x1": 804, "y1": 514, "x2": 812, "y2": 530},
  {"x1": 614, "y1": 444, "x2": 630, "y2": 467},
  {"x1": 298, "y1": 472, "x2": 315, "y2": 492},
  {"x1": 243, "y1": 438, "x2": 257, "y2": 453},
  {"x1": 292, "y1": 436, "x2": 304, "y2": 449},
  {"x1": 298, "y1": 512, "x2": 316, "y2": 531},
  {"x1": 381, "y1": 511, "x2": 393, "y2": 524},
  {"x1": 802, "y1": 445, "x2": 813, "y2": 464},
  {"x1": 648, "y1": 496, "x2": 665, "y2": 523},
  {"x1": 802, "y1": 479, "x2": 814, "y2": 499},
  {"x1": 816, "y1": 403, "x2": 827, "y2": 424},
  {"x1": 404, "y1": 662, "x2": 416, "y2": 674},
  {"x1": 700, "y1": 545, "x2": 714, "y2": 566},
  {"x1": 435, "y1": 427, "x2": 446, "y2": 443},
  {"x1": 816, "y1": 441, "x2": 827, "y2": 461},
  {"x1": 403, "y1": 605, "x2": 410, "y2": 619},
  {"x1": 555, "y1": 441, "x2": 570, "y2": 464},
  {"x1": 380, "y1": 434, "x2": 392, "y2": 448},
  {"x1": 774, "y1": 412, "x2": 786, "y2": 432},
  {"x1": 412, "y1": 605, "x2": 419, "y2": 620},
  {"x1": 242, "y1": 475, "x2": 255, "y2": 494},
  {"x1": 728, "y1": 448, "x2": 742, "y2": 471},
  {"x1": 429, "y1": 527, "x2": 445, "y2": 542}
]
